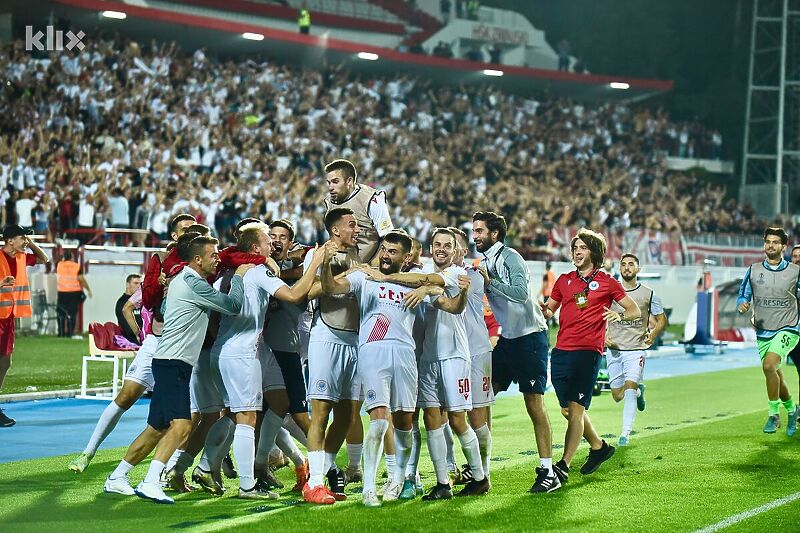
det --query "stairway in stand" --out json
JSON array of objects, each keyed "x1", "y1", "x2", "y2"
[{"x1": 367, "y1": 0, "x2": 443, "y2": 48}]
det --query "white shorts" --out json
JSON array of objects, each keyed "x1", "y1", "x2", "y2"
[
  {"x1": 417, "y1": 357, "x2": 473, "y2": 412},
  {"x1": 124, "y1": 334, "x2": 157, "y2": 390},
  {"x1": 607, "y1": 349, "x2": 646, "y2": 389},
  {"x1": 470, "y1": 350, "x2": 495, "y2": 408},
  {"x1": 260, "y1": 344, "x2": 285, "y2": 392},
  {"x1": 359, "y1": 343, "x2": 417, "y2": 413},
  {"x1": 191, "y1": 348, "x2": 225, "y2": 414},
  {"x1": 219, "y1": 356, "x2": 263, "y2": 413},
  {"x1": 307, "y1": 341, "x2": 360, "y2": 402}
]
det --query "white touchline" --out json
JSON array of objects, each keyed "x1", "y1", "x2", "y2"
[{"x1": 693, "y1": 491, "x2": 800, "y2": 533}]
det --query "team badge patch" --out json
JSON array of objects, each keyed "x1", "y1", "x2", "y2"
[
  {"x1": 589, "y1": 281, "x2": 599, "y2": 291},
  {"x1": 316, "y1": 380, "x2": 327, "y2": 392},
  {"x1": 367, "y1": 389, "x2": 377, "y2": 401},
  {"x1": 128, "y1": 365, "x2": 136, "y2": 373}
]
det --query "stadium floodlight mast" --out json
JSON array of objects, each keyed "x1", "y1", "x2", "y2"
[
  {"x1": 482, "y1": 69, "x2": 503, "y2": 77},
  {"x1": 609, "y1": 82, "x2": 630, "y2": 90},
  {"x1": 101, "y1": 11, "x2": 127, "y2": 19},
  {"x1": 242, "y1": 32, "x2": 264, "y2": 41},
  {"x1": 357, "y1": 52, "x2": 379, "y2": 61}
]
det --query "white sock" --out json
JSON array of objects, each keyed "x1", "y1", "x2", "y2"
[
  {"x1": 202, "y1": 416, "x2": 234, "y2": 473},
  {"x1": 84, "y1": 402, "x2": 125, "y2": 455},
  {"x1": 283, "y1": 415, "x2": 308, "y2": 448},
  {"x1": 110, "y1": 459, "x2": 134, "y2": 480},
  {"x1": 276, "y1": 428, "x2": 305, "y2": 466},
  {"x1": 540, "y1": 457, "x2": 553, "y2": 476},
  {"x1": 143, "y1": 460, "x2": 165, "y2": 485},
  {"x1": 405, "y1": 421, "x2": 421, "y2": 479},
  {"x1": 255, "y1": 409, "x2": 285, "y2": 467},
  {"x1": 392, "y1": 428, "x2": 412, "y2": 485},
  {"x1": 165, "y1": 449, "x2": 182, "y2": 472},
  {"x1": 425, "y1": 426, "x2": 449, "y2": 485},
  {"x1": 363, "y1": 419, "x2": 388, "y2": 493},
  {"x1": 442, "y1": 422, "x2": 456, "y2": 469},
  {"x1": 175, "y1": 450, "x2": 194, "y2": 474},
  {"x1": 384, "y1": 454, "x2": 396, "y2": 481},
  {"x1": 233, "y1": 424, "x2": 256, "y2": 490},
  {"x1": 474, "y1": 424, "x2": 492, "y2": 478},
  {"x1": 308, "y1": 450, "x2": 325, "y2": 488},
  {"x1": 324, "y1": 451, "x2": 337, "y2": 473},
  {"x1": 457, "y1": 427, "x2": 485, "y2": 481},
  {"x1": 347, "y1": 443, "x2": 362, "y2": 468},
  {"x1": 622, "y1": 388, "x2": 638, "y2": 437},
  {"x1": 197, "y1": 451, "x2": 212, "y2": 472}
]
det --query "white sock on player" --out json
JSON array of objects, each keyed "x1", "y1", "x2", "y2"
[
  {"x1": 175, "y1": 450, "x2": 194, "y2": 474},
  {"x1": 540, "y1": 457, "x2": 553, "y2": 476},
  {"x1": 392, "y1": 428, "x2": 413, "y2": 485},
  {"x1": 474, "y1": 424, "x2": 492, "y2": 478},
  {"x1": 456, "y1": 427, "x2": 485, "y2": 481},
  {"x1": 324, "y1": 451, "x2": 337, "y2": 473},
  {"x1": 203, "y1": 416, "x2": 234, "y2": 473},
  {"x1": 308, "y1": 450, "x2": 325, "y2": 488},
  {"x1": 347, "y1": 443, "x2": 363, "y2": 468},
  {"x1": 426, "y1": 426, "x2": 450, "y2": 485},
  {"x1": 165, "y1": 449, "x2": 182, "y2": 471},
  {"x1": 405, "y1": 421, "x2": 421, "y2": 479},
  {"x1": 283, "y1": 415, "x2": 308, "y2": 448},
  {"x1": 143, "y1": 460, "x2": 165, "y2": 485},
  {"x1": 276, "y1": 427, "x2": 305, "y2": 466},
  {"x1": 110, "y1": 459, "x2": 134, "y2": 480},
  {"x1": 384, "y1": 453, "x2": 396, "y2": 481},
  {"x1": 233, "y1": 424, "x2": 256, "y2": 490},
  {"x1": 255, "y1": 409, "x2": 284, "y2": 468},
  {"x1": 84, "y1": 402, "x2": 125, "y2": 456},
  {"x1": 442, "y1": 422, "x2": 456, "y2": 469},
  {"x1": 363, "y1": 419, "x2": 388, "y2": 493},
  {"x1": 622, "y1": 388, "x2": 638, "y2": 437}
]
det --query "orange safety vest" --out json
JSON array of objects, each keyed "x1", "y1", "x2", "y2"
[
  {"x1": 57, "y1": 260, "x2": 82, "y2": 292},
  {"x1": 0, "y1": 251, "x2": 32, "y2": 318}
]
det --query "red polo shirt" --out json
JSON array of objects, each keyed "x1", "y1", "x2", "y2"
[{"x1": 550, "y1": 269, "x2": 626, "y2": 353}]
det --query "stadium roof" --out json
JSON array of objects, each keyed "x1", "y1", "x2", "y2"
[{"x1": 20, "y1": 0, "x2": 673, "y2": 103}]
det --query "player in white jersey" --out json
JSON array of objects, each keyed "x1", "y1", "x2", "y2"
[
  {"x1": 300, "y1": 208, "x2": 363, "y2": 504},
  {"x1": 69, "y1": 214, "x2": 196, "y2": 474},
  {"x1": 450, "y1": 227, "x2": 494, "y2": 480},
  {"x1": 605, "y1": 253, "x2": 667, "y2": 446},
  {"x1": 321, "y1": 232, "x2": 465, "y2": 507},
  {"x1": 209, "y1": 223, "x2": 323, "y2": 499}
]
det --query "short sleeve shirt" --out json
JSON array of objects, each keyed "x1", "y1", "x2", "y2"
[
  {"x1": 346, "y1": 270, "x2": 419, "y2": 350},
  {"x1": 551, "y1": 270, "x2": 627, "y2": 353}
]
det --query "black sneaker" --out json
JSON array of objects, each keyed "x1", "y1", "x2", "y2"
[
  {"x1": 255, "y1": 466, "x2": 284, "y2": 489},
  {"x1": 326, "y1": 466, "x2": 346, "y2": 497},
  {"x1": 456, "y1": 476, "x2": 490, "y2": 497},
  {"x1": 580, "y1": 441, "x2": 616, "y2": 475},
  {"x1": 529, "y1": 467, "x2": 561, "y2": 493},
  {"x1": 553, "y1": 460, "x2": 570, "y2": 484},
  {"x1": 0, "y1": 408, "x2": 15, "y2": 427},
  {"x1": 421, "y1": 482, "x2": 453, "y2": 501}
]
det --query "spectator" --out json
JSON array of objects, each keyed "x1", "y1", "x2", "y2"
[
  {"x1": 489, "y1": 45, "x2": 502, "y2": 64},
  {"x1": 440, "y1": 0, "x2": 452, "y2": 23},
  {"x1": 465, "y1": 45, "x2": 484, "y2": 63},
  {"x1": 298, "y1": 3, "x2": 311, "y2": 35},
  {"x1": 467, "y1": 0, "x2": 480, "y2": 20},
  {"x1": 15, "y1": 189, "x2": 35, "y2": 232},
  {"x1": 115, "y1": 273, "x2": 142, "y2": 344},
  {"x1": 107, "y1": 187, "x2": 130, "y2": 244},
  {"x1": 557, "y1": 39, "x2": 571, "y2": 71},
  {"x1": 56, "y1": 250, "x2": 92, "y2": 338},
  {"x1": 455, "y1": 0, "x2": 464, "y2": 18}
]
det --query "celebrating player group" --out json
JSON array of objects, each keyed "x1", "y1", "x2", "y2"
[{"x1": 67, "y1": 159, "x2": 664, "y2": 505}]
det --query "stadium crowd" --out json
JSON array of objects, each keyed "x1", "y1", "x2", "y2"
[{"x1": 0, "y1": 32, "x2": 759, "y2": 256}]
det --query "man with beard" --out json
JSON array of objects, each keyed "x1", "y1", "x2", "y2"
[
  {"x1": 539, "y1": 228, "x2": 640, "y2": 486},
  {"x1": 471, "y1": 211, "x2": 558, "y2": 493},
  {"x1": 321, "y1": 231, "x2": 465, "y2": 507},
  {"x1": 605, "y1": 253, "x2": 667, "y2": 446},
  {"x1": 737, "y1": 227, "x2": 800, "y2": 435},
  {"x1": 302, "y1": 207, "x2": 362, "y2": 504}
]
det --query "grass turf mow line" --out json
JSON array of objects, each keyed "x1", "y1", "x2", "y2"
[{"x1": 692, "y1": 491, "x2": 800, "y2": 533}]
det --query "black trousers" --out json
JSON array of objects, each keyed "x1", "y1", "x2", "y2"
[{"x1": 57, "y1": 291, "x2": 83, "y2": 337}]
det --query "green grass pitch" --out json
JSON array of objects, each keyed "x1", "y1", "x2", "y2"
[{"x1": 2, "y1": 364, "x2": 800, "y2": 532}]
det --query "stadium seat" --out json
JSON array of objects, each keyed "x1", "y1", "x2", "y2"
[{"x1": 76, "y1": 322, "x2": 138, "y2": 401}]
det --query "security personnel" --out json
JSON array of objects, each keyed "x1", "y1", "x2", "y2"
[
  {"x1": 56, "y1": 250, "x2": 92, "y2": 338},
  {"x1": 298, "y1": 5, "x2": 311, "y2": 34}
]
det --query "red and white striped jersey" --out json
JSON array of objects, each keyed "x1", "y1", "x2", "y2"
[{"x1": 346, "y1": 270, "x2": 422, "y2": 351}]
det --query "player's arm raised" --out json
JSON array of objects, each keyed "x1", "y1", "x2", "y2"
[
  {"x1": 321, "y1": 241, "x2": 353, "y2": 295},
  {"x1": 432, "y1": 274, "x2": 470, "y2": 314},
  {"x1": 273, "y1": 245, "x2": 323, "y2": 304}
]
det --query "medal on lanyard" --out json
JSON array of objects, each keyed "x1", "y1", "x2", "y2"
[{"x1": 574, "y1": 269, "x2": 598, "y2": 310}]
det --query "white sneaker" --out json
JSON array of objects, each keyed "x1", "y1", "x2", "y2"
[
  {"x1": 362, "y1": 488, "x2": 381, "y2": 507},
  {"x1": 135, "y1": 481, "x2": 175, "y2": 504},
  {"x1": 104, "y1": 475, "x2": 135, "y2": 496},
  {"x1": 237, "y1": 481, "x2": 279, "y2": 500},
  {"x1": 382, "y1": 481, "x2": 401, "y2": 501}
]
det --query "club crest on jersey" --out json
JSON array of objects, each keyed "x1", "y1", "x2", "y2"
[
  {"x1": 316, "y1": 380, "x2": 327, "y2": 392},
  {"x1": 367, "y1": 389, "x2": 377, "y2": 401},
  {"x1": 378, "y1": 286, "x2": 406, "y2": 304},
  {"x1": 756, "y1": 272, "x2": 765, "y2": 285},
  {"x1": 589, "y1": 281, "x2": 599, "y2": 291}
]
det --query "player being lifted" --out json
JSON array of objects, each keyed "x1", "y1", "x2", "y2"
[
  {"x1": 605, "y1": 253, "x2": 667, "y2": 446},
  {"x1": 737, "y1": 227, "x2": 799, "y2": 436}
]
